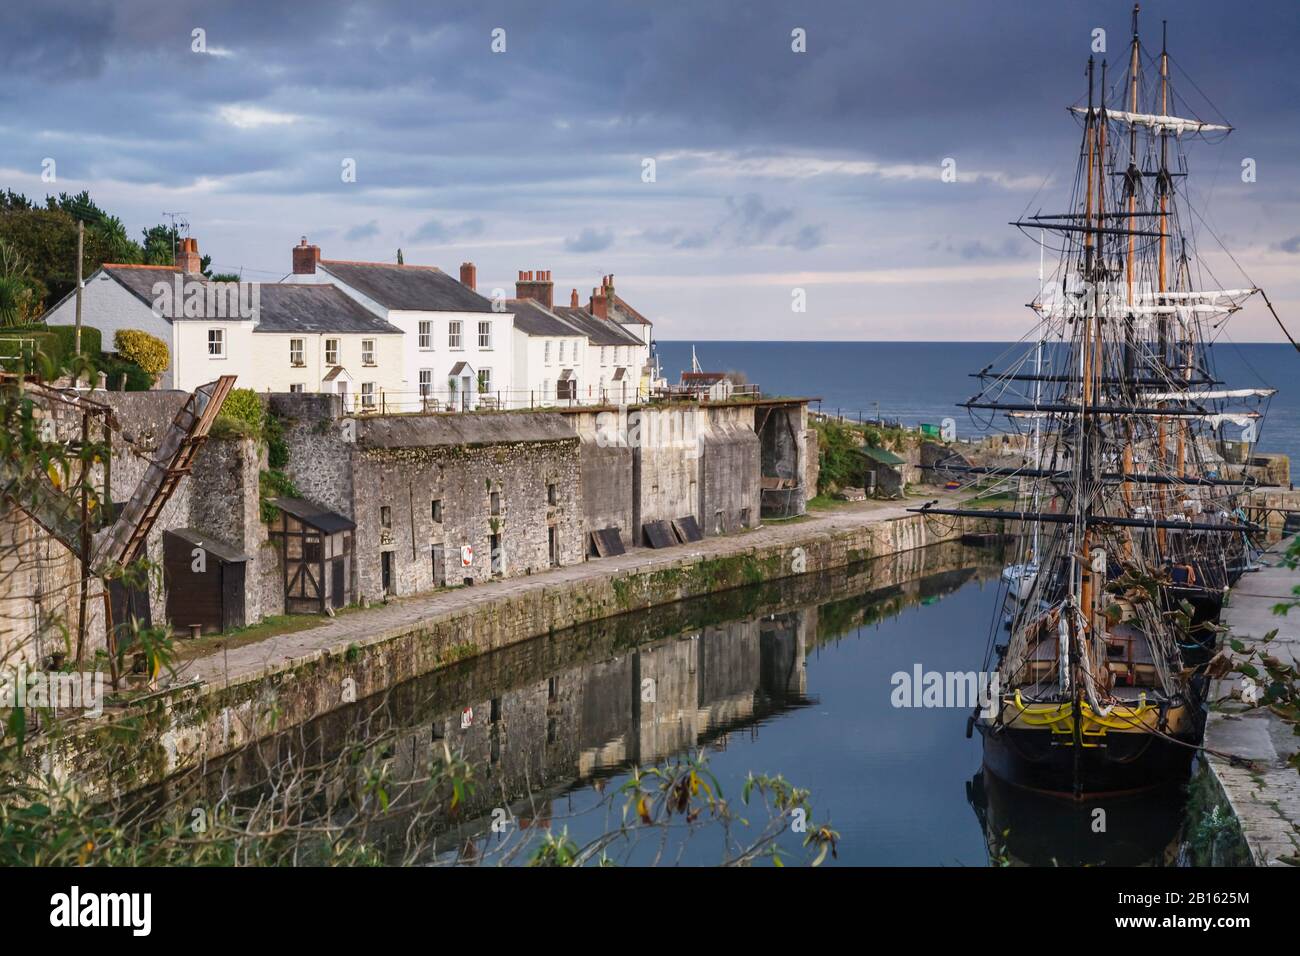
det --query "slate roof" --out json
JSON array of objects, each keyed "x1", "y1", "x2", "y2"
[
  {"x1": 320, "y1": 260, "x2": 495, "y2": 313},
  {"x1": 507, "y1": 298, "x2": 584, "y2": 337},
  {"x1": 252, "y1": 284, "x2": 402, "y2": 334},
  {"x1": 89, "y1": 267, "x2": 400, "y2": 335},
  {"x1": 552, "y1": 306, "x2": 644, "y2": 346},
  {"x1": 101, "y1": 265, "x2": 185, "y2": 307},
  {"x1": 269, "y1": 497, "x2": 356, "y2": 534},
  {"x1": 164, "y1": 527, "x2": 248, "y2": 563},
  {"x1": 609, "y1": 294, "x2": 652, "y2": 326},
  {"x1": 861, "y1": 446, "x2": 906, "y2": 466}
]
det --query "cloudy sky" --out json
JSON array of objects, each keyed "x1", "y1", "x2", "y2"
[{"x1": 2, "y1": 0, "x2": 1297, "y2": 341}]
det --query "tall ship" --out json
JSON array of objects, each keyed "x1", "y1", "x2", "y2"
[{"x1": 916, "y1": 6, "x2": 1274, "y2": 798}]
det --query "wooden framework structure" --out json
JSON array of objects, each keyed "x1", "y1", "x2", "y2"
[{"x1": 266, "y1": 497, "x2": 356, "y2": 614}]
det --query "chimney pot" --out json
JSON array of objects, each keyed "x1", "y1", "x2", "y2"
[
  {"x1": 515, "y1": 267, "x2": 554, "y2": 308},
  {"x1": 570, "y1": 288, "x2": 579, "y2": 308}
]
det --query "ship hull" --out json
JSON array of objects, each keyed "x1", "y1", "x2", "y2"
[{"x1": 978, "y1": 722, "x2": 1195, "y2": 798}]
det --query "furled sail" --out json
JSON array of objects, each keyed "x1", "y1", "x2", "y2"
[{"x1": 1069, "y1": 106, "x2": 1231, "y2": 135}]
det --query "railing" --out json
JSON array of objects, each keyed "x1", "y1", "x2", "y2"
[
  {"x1": 337, "y1": 384, "x2": 657, "y2": 416},
  {"x1": 328, "y1": 381, "x2": 770, "y2": 416},
  {"x1": 0, "y1": 336, "x2": 38, "y2": 373}
]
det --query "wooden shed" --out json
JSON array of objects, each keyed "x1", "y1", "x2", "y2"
[
  {"x1": 162, "y1": 528, "x2": 249, "y2": 635},
  {"x1": 267, "y1": 497, "x2": 356, "y2": 614}
]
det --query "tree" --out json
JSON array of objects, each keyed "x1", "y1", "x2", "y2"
[
  {"x1": 0, "y1": 238, "x2": 40, "y2": 326},
  {"x1": 0, "y1": 189, "x2": 147, "y2": 311}
]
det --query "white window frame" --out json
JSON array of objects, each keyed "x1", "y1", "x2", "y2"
[
  {"x1": 289, "y1": 338, "x2": 304, "y2": 366},
  {"x1": 600, "y1": 346, "x2": 607, "y2": 365},
  {"x1": 207, "y1": 328, "x2": 225, "y2": 358},
  {"x1": 324, "y1": 338, "x2": 339, "y2": 365},
  {"x1": 477, "y1": 368, "x2": 492, "y2": 394},
  {"x1": 361, "y1": 338, "x2": 376, "y2": 366},
  {"x1": 418, "y1": 320, "x2": 432, "y2": 350},
  {"x1": 543, "y1": 341, "x2": 551, "y2": 364},
  {"x1": 477, "y1": 320, "x2": 492, "y2": 349},
  {"x1": 289, "y1": 383, "x2": 305, "y2": 393},
  {"x1": 448, "y1": 320, "x2": 462, "y2": 349},
  {"x1": 558, "y1": 340, "x2": 566, "y2": 363},
  {"x1": 418, "y1": 369, "x2": 433, "y2": 398},
  {"x1": 361, "y1": 382, "x2": 376, "y2": 409}
]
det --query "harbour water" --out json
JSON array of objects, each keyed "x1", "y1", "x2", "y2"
[
  {"x1": 161, "y1": 541, "x2": 1187, "y2": 866},
  {"x1": 658, "y1": 340, "x2": 1300, "y2": 467}
]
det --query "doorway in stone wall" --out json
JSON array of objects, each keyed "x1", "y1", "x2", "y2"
[{"x1": 381, "y1": 551, "x2": 393, "y2": 595}]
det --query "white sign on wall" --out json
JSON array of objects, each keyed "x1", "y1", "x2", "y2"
[{"x1": 461, "y1": 545, "x2": 474, "y2": 568}]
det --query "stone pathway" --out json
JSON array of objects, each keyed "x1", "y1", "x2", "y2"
[
  {"x1": 1208, "y1": 536, "x2": 1300, "y2": 867},
  {"x1": 172, "y1": 494, "x2": 961, "y2": 692}
]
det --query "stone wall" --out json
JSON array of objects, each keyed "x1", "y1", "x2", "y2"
[
  {"x1": 352, "y1": 414, "x2": 584, "y2": 597},
  {"x1": 626, "y1": 403, "x2": 764, "y2": 543},
  {"x1": 187, "y1": 437, "x2": 282, "y2": 623},
  {"x1": 573, "y1": 409, "x2": 634, "y2": 549},
  {"x1": 269, "y1": 393, "x2": 354, "y2": 519},
  {"x1": 699, "y1": 407, "x2": 761, "y2": 533}
]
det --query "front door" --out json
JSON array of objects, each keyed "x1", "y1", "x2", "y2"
[{"x1": 381, "y1": 551, "x2": 393, "y2": 595}]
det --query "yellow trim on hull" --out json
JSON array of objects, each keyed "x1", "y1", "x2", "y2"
[{"x1": 998, "y1": 689, "x2": 1190, "y2": 745}]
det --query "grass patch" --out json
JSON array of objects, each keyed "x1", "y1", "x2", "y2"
[{"x1": 172, "y1": 614, "x2": 328, "y2": 662}]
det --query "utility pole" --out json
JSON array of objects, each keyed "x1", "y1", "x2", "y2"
[{"x1": 74, "y1": 219, "x2": 84, "y2": 359}]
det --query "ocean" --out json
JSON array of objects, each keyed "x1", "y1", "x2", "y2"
[{"x1": 657, "y1": 340, "x2": 1300, "y2": 470}]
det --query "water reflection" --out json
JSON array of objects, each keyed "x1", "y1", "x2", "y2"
[
  {"x1": 142, "y1": 537, "x2": 1187, "y2": 865},
  {"x1": 966, "y1": 769, "x2": 1185, "y2": 867},
  {"x1": 154, "y1": 541, "x2": 1003, "y2": 863}
]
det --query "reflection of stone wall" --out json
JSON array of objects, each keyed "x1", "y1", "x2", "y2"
[{"x1": 44, "y1": 537, "x2": 996, "y2": 803}]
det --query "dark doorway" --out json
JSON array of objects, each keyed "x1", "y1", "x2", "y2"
[
  {"x1": 331, "y1": 559, "x2": 345, "y2": 609},
  {"x1": 548, "y1": 526, "x2": 559, "y2": 566},
  {"x1": 381, "y1": 551, "x2": 393, "y2": 595}
]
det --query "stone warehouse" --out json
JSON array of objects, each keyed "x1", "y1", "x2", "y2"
[{"x1": 0, "y1": 383, "x2": 813, "y2": 663}]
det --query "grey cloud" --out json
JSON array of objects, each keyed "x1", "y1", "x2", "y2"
[
  {"x1": 410, "y1": 217, "x2": 485, "y2": 244},
  {"x1": 1276, "y1": 235, "x2": 1300, "y2": 254},
  {"x1": 565, "y1": 228, "x2": 615, "y2": 253},
  {"x1": 345, "y1": 220, "x2": 381, "y2": 241},
  {"x1": 781, "y1": 224, "x2": 827, "y2": 251}
]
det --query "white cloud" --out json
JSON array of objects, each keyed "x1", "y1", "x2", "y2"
[
  {"x1": 658, "y1": 149, "x2": 1043, "y2": 189},
  {"x1": 217, "y1": 105, "x2": 300, "y2": 130}
]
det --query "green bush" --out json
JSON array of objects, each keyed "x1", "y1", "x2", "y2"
[
  {"x1": 218, "y1": 387, "x2": 265, "y2": 432},
  {"x1": 0, "y1": 324, "x2": 100, "y2": 378},
  {"x1": 264, "y1": 411, "x2": 289, "y2": 468},
  {"x1": 113, "y1": 328, "x2": 169, "y2": 376},
  {"x1": 96, "y1": 353, "x2": 153, "y2": 391}
]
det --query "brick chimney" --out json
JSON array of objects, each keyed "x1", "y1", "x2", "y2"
[
  {"x1": 515, "y1": 268, "x2": 554, "y2": 308},
  {"x1": 459, "y1": 261, "x2": 477, "y2": 290},
  {"x1": 570, "y1": 288, "x2": 579, "y2": 308},
  {"x1": 175, "y1": 236, "x2": 202, "y2": 274},
  {"x1": 292, "y1": 236, "x2": 321, "y2": 275},
  {"x1": 590, "y1": 278, "x2": 608, "y2": 319}
]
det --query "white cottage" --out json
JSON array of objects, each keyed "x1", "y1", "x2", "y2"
[{"x1": 284, "y1": 241, "x2": 514, "y2": 411}]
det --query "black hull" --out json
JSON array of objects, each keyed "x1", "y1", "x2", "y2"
[{"x1": 978, "y1": 723, "x2": 1196, "y2": 798}]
